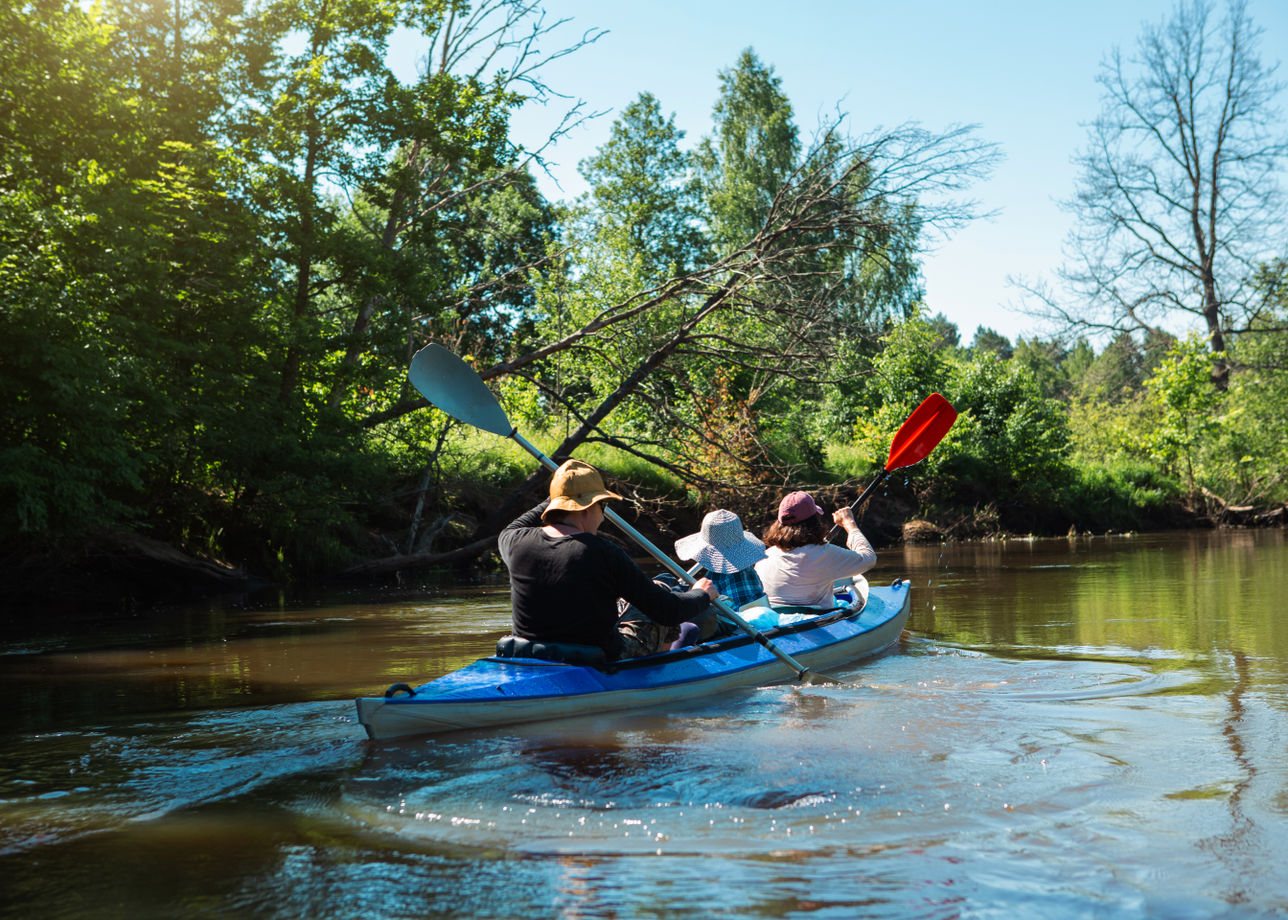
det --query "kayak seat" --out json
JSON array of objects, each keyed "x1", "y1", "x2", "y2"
[{"x1": 495, "y1": 635, "x2": 608, "y2": 668}]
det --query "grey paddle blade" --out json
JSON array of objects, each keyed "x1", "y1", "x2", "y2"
[{"x1": 408, "y1": 344, "x2": 514, "y2": 437}]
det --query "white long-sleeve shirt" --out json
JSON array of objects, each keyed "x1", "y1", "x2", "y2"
[{"x1": 753, "y1": 529, "x2": 876, "y2": 609}]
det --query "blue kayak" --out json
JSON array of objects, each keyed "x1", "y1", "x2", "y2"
[{"x1": 355, "y1": 578, "x2": 911, "y2": 740}]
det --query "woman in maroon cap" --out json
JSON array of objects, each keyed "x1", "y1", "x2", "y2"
[{"x1": 752, "y1": 491, "x2": 876, "y2": 609}]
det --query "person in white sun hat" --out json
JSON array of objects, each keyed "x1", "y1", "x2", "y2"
[{"x1": 675, "y1": 509, "x2": 768, "y2": 611}]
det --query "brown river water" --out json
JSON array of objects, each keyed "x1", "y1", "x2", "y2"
[{"x1": 2, "y1": 529, "x2": 1286, "y2": 919}]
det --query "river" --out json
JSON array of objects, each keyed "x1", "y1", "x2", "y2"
[{"x1": 2, "y1": 529, "x2": 1286, "y2": 919}]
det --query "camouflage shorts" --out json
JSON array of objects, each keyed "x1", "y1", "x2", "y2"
[{"x1": 615, "y1": 615, "x2": 680, "y2": 659}]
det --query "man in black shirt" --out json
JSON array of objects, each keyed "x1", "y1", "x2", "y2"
[{"x1": 498, "y1": 459, "x2": 717, "y2": 659}]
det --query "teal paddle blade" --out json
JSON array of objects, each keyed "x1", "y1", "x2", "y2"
[{"x1": 408, "y1": 344, "x2": 514, "y2": 437}]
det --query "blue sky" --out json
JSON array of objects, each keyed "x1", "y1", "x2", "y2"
[{"x1": 486, "y1": 1, "x2": 1288, "y2": 343}]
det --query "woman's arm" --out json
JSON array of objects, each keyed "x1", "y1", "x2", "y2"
[{"x1": 823, "y1": 508, "x2": 876, "y2": 576}]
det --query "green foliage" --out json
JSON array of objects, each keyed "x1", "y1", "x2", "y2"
[
  {"x1": 1011, "y1": 337, "x2": 1070, "y2": 399},
  {"x1": 6, "y1": 0, "x2": 1285, "y2": 603},
  {"x1": 924, "y1": 312, "x2": 961, "y2": 350},
  {"x1": 815, "y1": 335, "x2": 879, "y2": 439},
  {"x1": 0, "y1": 0, "x2": 559, "y2": 583},
  {"x1": 1059, "y1": 460, "x2": 1181, "y2": 531},
  {"x1": 1062, "y1": 310, "x2": 1287, "y2": 515},
  {"x1": 1076, "y1": 333, "x2": 1142, "y2": 402},
  {"x1": 530, "y1": 91, "x2": 709, "y2": 450},
  {"x1": 1067, "y1": 391, "x2": 1155, "y2": 465},
  {"x1": 858, "y1": 312, "x2": 953, "y2": 419},
  {"x1": 1064, "y1": 338, "x2": 1096, "y2": 383},
  {"x1": 0, "y1": 2, "x2": 269, "y2": 540},
  {"x1": 970, "y1": 326, "x2": 1013, "y2": 359},
  {"x1": 1143, "y1": 332, "x2": 1223, "y2": 499},
  {"x1": 695, "y1": 48, "x2": 800, "y2": 254},
  {"x1": 936, "y1": 354, "x2": 1071, "y2": 509},
  {"x1": 577, "y1": 93, "x2": 708, "y2": 276},
  {"x1": 846, "y1": 314, "x2": 1074, "y2": 525},
  {"x1": 1194, "y1": 270, "x2": 1288, "y2": 505},
  {"x1": 849, "y1": 312, "x2": 957, "y2": 490}
]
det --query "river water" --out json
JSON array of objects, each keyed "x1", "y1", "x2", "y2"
[{"x1": 2, "y1": 529, "x2": 1286, "y2": 919}]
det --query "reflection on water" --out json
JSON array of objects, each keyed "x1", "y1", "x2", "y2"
[{"x1": 1, "y1": 530, "x2": 1286, "y2": 918}]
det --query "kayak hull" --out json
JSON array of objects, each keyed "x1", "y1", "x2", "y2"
[{"x1": 355, "y1": 580, "x2": 911, "y2": 740}]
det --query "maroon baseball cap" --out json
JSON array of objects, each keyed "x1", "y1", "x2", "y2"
[{"x1": 777, "y1": 491, "x2": 825, "y2": 524}]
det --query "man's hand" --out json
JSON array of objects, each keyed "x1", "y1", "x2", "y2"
[{"x1": 693, "y1": 576, "x2": 718, "y2": 600}]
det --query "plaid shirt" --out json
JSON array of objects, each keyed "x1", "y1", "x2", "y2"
[{"x1": 710, "y1": 566, "x2": 766, "y2": 610}]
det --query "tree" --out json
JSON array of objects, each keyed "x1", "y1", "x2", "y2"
[
  {"x1": 685, "y1": 50, "x2": 946, "y2": 468},
  {"x1": 0, "y1": 0, "x2": 271, "y2": 543},
  {"x1": 925, "y1": 312, "x2": 961, "y2": 350},
  {"x1": 1144, "y1": 332, "x2": 1224, "y2": 504},
  {"x1": 947, "y1": 354, "x2": 1071, "y2": 500},
  {"x1": 695, "y1": 49, "x2": 800, "y2": 255},
  {"x1": 1013, "y1": 337, "x2": 1071, "y2": 400},
  {"x1": 0, "y1": 0, "x2": 595, "y2": 578},
  {"x1": 850, "y1": 313, "x2": 1072, "y2": 527},
  {"x1": 1071, "y1": 329, "x2": 1174, "y2": 403},
  {"x1": 1202, "y1": 258, "x2": 1288, "y2": 507},
  {"x1": 316, "y1": 2, "x2": 601, "y2": 430},
  {"x1": 1042, "y1": 0, "x2": 1288, "y2": 389},
  {"x1": 575, "y1": 92, "x2": 708, "y2": 278},
  {"x1": 1063, "y1": 337, "x2": 1097, "y2": 386},
  {"x1": 970, "y1": 326, "x2": 1013, "y2": 359},
  {"x1": 436, "y1": 117, "x2": 998, "y2": 550},
  {"x1": 525, "y1": 90, "x2": 712, "y2": 485},
  {"x1": 215, "y1": 0, "x2": 588, "y2": 568}
]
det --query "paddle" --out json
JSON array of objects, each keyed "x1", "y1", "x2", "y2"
[
  {"x1": 407, "y1": 343, "x2": 836, "y2": 685},
  {"x1": 826, "y1": 392, "x2": 957, "y2": 542}
]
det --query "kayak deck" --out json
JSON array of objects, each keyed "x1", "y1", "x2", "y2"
[{"x1": 356, "y1": 579, "x2": 911, "y2": 740}]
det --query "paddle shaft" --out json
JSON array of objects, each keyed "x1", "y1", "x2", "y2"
[
  {"x1": 509, "y1": 431, "x2": 817, "y2": 681},
  {"x1": 824, "y1": 469, "x2": 891, "y2": 542}
]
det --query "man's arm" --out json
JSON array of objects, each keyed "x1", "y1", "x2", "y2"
[
  {"x1": 610, "y1": 548, "x2": 712, "y2": 626},
  {"x1": 503, "y1": 499, "x2": 550, "y2": 534},
  {"x1": 498, "y1": 500, "x2": 550, "y2": 566}
]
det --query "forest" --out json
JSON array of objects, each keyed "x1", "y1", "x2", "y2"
[{"x1": 3, "y1": 0, "x2": 1286, "y2": 607}]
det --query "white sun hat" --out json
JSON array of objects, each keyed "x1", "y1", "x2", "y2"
[{"x1": 674, "y1": 509, "x2": 766, "y2": 574}]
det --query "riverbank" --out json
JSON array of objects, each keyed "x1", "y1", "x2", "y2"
[{"x1": 7, "y1": 492, "x2": 1284, "y2": 614}]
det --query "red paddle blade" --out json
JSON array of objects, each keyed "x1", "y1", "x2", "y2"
[{"x1": 885, "y1": 393, "x2": 957, "y2": 471}]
